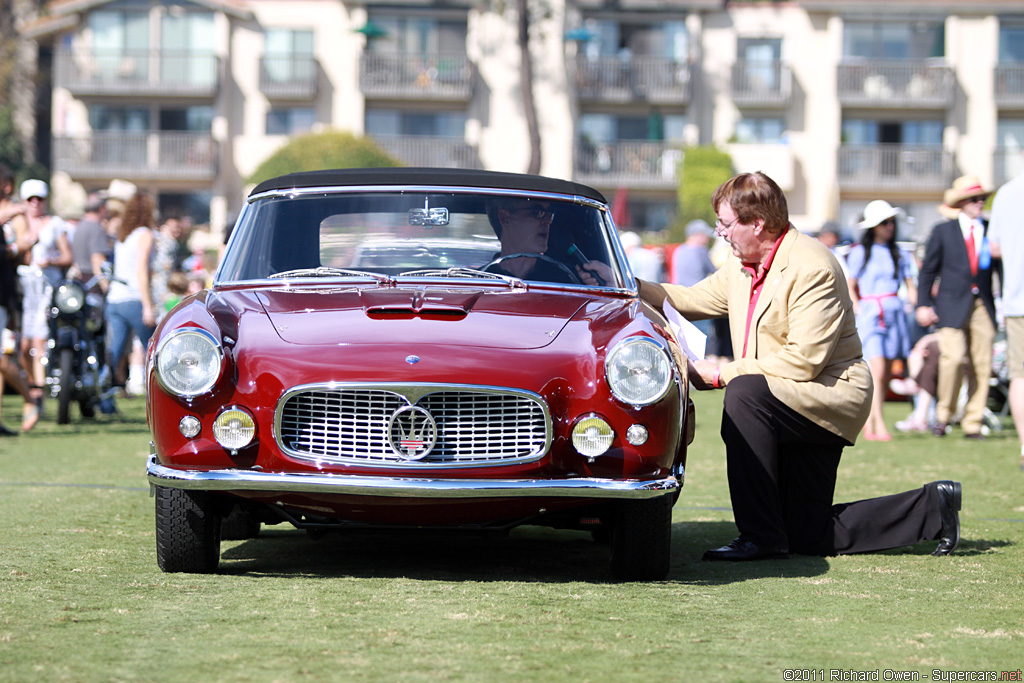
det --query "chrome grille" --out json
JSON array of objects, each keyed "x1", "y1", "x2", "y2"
[{"x1": 276, "y1": 384, "x2": 550, "y2": 466}]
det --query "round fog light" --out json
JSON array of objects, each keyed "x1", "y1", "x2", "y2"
[
  {"x1": 213, "y1": 407, "x2": 256, "y2": 451},
  {"x1": 626, "y1": 424, "x2": 649, "y2": 446},
  {"x1": 179, "y1": 415, "x2": 201, "y2": 439},
  {"x1": 572, "y1": 415, "x2": 614, "y2": 458}
]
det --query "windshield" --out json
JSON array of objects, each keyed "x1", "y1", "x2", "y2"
[{"x1": 217, "y1": 191, "x2": 627, "y2": 288}]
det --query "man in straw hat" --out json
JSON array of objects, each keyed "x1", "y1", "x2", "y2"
[{"x1": 916, "y1": 175, "x2": 998, "y2": 439}]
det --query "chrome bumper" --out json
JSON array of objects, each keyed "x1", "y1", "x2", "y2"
[{"x1": 147, "y1": 453, "x2": 681, "y2": 500}]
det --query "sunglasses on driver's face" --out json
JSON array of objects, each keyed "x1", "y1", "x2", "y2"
[{"x1": 510, "y1": 208, "x2": 555, "y2": 220}]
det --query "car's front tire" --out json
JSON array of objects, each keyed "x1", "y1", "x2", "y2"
[
  {"x1": 155, "y1": 485, "x2": 221, "y2": 573},
  {"x1": 609, "y1": 494, "x2": 673, "y2": 581}
]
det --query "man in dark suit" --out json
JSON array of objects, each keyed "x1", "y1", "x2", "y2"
[{"x1": 916, "y1": 175, "x2": 998, "y2": 439}]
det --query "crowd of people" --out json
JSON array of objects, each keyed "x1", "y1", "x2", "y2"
[{"x1": 0, "y1": 170, "x2": 207, "y2": 436}]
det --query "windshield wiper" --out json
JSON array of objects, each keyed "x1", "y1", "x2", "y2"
[
  {"x1": 268, "y1": 267, "x2": 395, "y2": 286},
  {"x1": 397, "y1": 267, "x2": 525, "y2": 288}
]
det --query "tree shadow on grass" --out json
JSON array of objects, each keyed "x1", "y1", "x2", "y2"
[{"x1": 218, "y1": 520, "x2": 831, "y2": 585}]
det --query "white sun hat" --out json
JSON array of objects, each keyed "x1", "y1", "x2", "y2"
[
  {"x1": 858, "y1": 200, "x2": 903, "y2": 230},
  {"x1": 19, "y1": 178, "x2": 48, "y2": 201}
]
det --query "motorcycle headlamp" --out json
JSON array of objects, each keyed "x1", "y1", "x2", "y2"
[{"x1": 53, "y1": 282, "x2": 86, "y2": 315}]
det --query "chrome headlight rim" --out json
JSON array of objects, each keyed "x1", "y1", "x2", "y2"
[
  {"x1": 53, "y1": 281, "x2": 86, "y2": 315},
  {"x1": 604, "y1": 335, "x2": 674, "y2": 407},
  {"x1": 154, "y1": 327, "x2": 224, "y2": 398}
]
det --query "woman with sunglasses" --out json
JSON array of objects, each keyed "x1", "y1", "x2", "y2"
[{"x1": 846, "y1": 200, "x2": 917, "y2": 441}]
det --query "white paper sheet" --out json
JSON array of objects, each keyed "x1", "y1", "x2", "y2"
[{"x1": 663, "y1": 303, "x2": 707, "y2": 362}]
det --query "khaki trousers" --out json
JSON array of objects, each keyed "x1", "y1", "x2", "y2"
[{"x1": 935, "y1": 298, "x2": 996, "y2": 433}]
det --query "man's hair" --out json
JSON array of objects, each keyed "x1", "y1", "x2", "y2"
[
  {"x1": 711, "y1": 172, "x2": 789, "y2": 235},
  {"x1": 486, "y1": 196, "x2": 534, "y2": 239}
]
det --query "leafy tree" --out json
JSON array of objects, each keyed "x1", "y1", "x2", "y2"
[
  {"x1": 670, "y1": 145, "x2": 733, "y2": 243},
  {"x1": 246, "y1": 130, "x2": 403, "y2": 186}
]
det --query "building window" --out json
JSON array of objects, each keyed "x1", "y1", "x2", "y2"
[
  {"x1": 365, "y1": 109, "x2": 466, "y2": 137},
  {"x1": 365, "y1": 14, "x2": 467, "y2": 55},
  {"x1": 578, "y1": 113, "x2": 686, "y2": 142},
  {"x1": 264, "y1": 28, "x2": 315, "y2": 83},
  {"x1": 999, "y1": 24, "x2": 1024, "y2": 64},
  {"x1": 266, "y1": 108, "x2": 315, "y2": 136},
  {"x1": 89, "y1": 106, "x2": 150, "y2": 131},
  {"x1": 735, "y1": 117, "x2": 785, "y2": 144},
  {"x1": 582, "y1": 19, "x2": 688, "y2": 60},
  {"x1": 843, "y1": 20, "x2": 944, "y2": 60},
  {"x1": 841, "y1": 119, "x2": 942, "y2": 145}
]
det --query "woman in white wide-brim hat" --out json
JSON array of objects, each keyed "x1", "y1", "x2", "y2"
[{"x1": 846, "y1": 199, "x2": 917, "y2": 441}]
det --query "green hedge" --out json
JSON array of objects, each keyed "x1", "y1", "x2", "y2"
[
  {"x1": 670, "y1": 145, "x2": 733, "y2": 243},
  {"x1": 246, "y1": 130, "x2": 403, "y2": 186}
]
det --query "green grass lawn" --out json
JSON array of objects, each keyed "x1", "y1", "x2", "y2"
[{"x1": 1, "y1": 392, "x2": 1021, "y2": 682}]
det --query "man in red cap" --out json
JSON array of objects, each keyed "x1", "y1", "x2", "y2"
[{"x1": 916, "y1": 175, "x2": 998, "y2": 439}]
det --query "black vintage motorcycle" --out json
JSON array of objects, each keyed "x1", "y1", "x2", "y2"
[{"x1": 44, "y1": 272, "x2": 116, "y2": 423}]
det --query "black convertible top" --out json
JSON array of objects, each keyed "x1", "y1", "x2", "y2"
[{"x1": 250, "y1": 167, "x2": 607, "y2": 205}]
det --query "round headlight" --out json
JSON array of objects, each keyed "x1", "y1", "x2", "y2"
[
  {"x1": 155, "y1": 328, "x2": 223, "y2": 398},
  {"x1": 572, "y1": 415, "x2": 614, "y2": 458},
  {"x1": 53, "y1": 282, "x2": 86, "y2": 314},
  {"x1": 213, "y1": 407, "x2": 256, "y2": 451},
  {"x1": 605, "y1": 336, "x2": 673, "y2": 406}
]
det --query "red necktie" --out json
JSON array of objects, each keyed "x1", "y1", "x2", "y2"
[{"x1": 966, "y1": 224, "x2": 978, "y2": 276}]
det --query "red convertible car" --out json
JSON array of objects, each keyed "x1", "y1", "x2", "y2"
[{"x1": 146, "y1": 168, "x2": 694, "y2": 580}]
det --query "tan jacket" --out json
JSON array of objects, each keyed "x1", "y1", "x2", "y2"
[{"x1": 641, "y1": 226, "x2": 871, "y2": 443}]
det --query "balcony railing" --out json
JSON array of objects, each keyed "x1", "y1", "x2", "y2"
[
  {"x1": 260, "y1": 55, "x2": 318, "y2": 99},
  {"x1": 371, "y1": 135, "x2": 482, "y2": 169},
  {"x1": 573, "y1": 55, "x2": 690, "y2": 105},
  {"x1": 360, "y1": 53, "x2": 472, "y2": 100},
  {"x1": 837, "y1": 144, "x2": 954, "y2": 191},
  {"x1": 55, "y1": 47, "x2": 219, "y2": 97},
  {"x1": 574, "y1": 140, "x2": 682, "y2": 190},
  {"x1": 52, "y1": 132, "x2": 218, "y2": 181},
  {"x1": 731, "y1": 60, "x2": 792, "y2": 108},
  {"x1": 837, "y1": 59, "x2": 954, "y2": 108},
  {"x1": 995, "y1": 64, "x2": 1024, "y2": 108},
  {"x1": 994, "y1": 147, "x2": 1024, "y2": 187}
]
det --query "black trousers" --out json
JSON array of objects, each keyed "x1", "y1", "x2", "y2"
[{"x1": 720, "y1": 375, "x2": 944, "y2": 555}]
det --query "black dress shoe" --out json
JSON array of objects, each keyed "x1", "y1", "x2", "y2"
[
  {"x1": 932, "y1": 423, "x2": 948, "y2": 437},
  {"x1": 932, "y1": 480, "x2": 962, "y2": 556},
  {"x1": 963, "y1": 432, "x2": 985, "y2": 440},
  {"x1": 0, "y1": 423, "x2": 17, "y2": 437},
  {"x1": 702, "y1": 537, "x2": 789, "y2": 562}
]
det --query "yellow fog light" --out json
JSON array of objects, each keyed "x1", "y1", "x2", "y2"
[
  {"x1": 572, "y1": 414, "x2": 614, "y2": 459},
  {"x1": 213, "y1": 407, "x2": 256, "y2": 452}
]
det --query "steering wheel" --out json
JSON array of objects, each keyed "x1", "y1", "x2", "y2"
[{"x1": 482, "y1": 253, "x2": 581, "y2": 285}]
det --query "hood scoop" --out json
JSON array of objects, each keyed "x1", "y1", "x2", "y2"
[{"x1": 362, "y1": 288, "x2": 479, "y2": 319}]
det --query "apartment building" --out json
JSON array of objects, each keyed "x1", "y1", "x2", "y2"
[{"x1": 17, "y1": 0, "x2": 1024, "y2": 244}]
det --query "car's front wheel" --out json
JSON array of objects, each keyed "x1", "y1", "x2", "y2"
[
  {"x1": 609, "y1": 495, "x2": 673, "y2": 581},
  {"x1": 155, "y1": 485, "x2": 221, "y2": 573}
]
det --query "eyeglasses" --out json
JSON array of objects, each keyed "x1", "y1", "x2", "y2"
[
  {"x1": 715, "y1": 216, "x2": 739, "y2": 233},
  {"x1": 511, "y1": 208, "x2": 555, "y2": 221}
]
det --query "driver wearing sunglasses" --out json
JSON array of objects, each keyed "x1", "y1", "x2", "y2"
[{"x1": 484, "y1": 198, "x2": 612, "y2": 285}]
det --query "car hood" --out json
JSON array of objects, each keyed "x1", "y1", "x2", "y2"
[{"x1": 253, "y1": 286, "x2": 593, "y2": 350}]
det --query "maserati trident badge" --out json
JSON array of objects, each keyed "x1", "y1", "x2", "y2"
[{"x1": 388, "y1": 405, "x2": 437, "y2": 460}]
